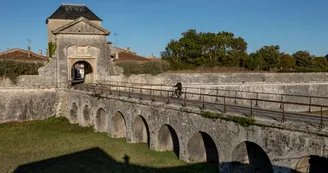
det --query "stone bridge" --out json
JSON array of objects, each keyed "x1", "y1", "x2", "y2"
[{"x1": 60, "y1": 85, "x2": 328, "y2": 173}]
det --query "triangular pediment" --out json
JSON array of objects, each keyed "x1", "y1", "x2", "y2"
[{"x1": 52, "y1": 17, "x2": 110, "y2": 35}]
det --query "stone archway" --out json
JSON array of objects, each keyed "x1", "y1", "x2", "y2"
[
  {"x1": 157, "y1": 124, "x2": 180, "y2": 158},
  {"x1": 111, "y1": 112, "x2": 126, "y2": 138},
  {"x1": 132, "y1": 115, "x2": 150, "y2": 146},
  {"x1": 95, "y1": 108, "x2": 107, "y2": 132},
  {"x1": 293, "y1": 155, "x2": 328, "y2": 173},
  {"x1": 187, "y1": 131, "x2": 219, "y2": 163},
  {"x1": 67, "y1": 45, "x2": 99, "y2": 85},
  {"x1": 70, "y1": 60, "x2": 95, "y2": 85},
  {"x1": 82, "y1": 105, "x2": 91, "y2": 125},
  {"x1": 231, "y1": 141, "x2": 273, "y2": 173},
  {"x1": 69, "y1": 102, "x2": 78, "y2": 121}
]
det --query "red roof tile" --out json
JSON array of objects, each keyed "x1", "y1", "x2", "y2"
[{"x1": 0, "y1": 48, "x2": 47, "y2": 62}]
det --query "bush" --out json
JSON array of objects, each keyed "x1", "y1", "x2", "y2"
[
  {"x1": 167, "y1": 60, "x2": 196, "y2": 70},
  {"x1": 116, "y1": 60, "x2": 170, "y2": 76},
  {"x1": 279, "y1": 67, "x2": 328, "y2": 73},
  {"x1": 295, "y1": 67, "x2": 328, "y2": 72},
  {"x1": 0, "y1": 61, "x2": 44, "y2": 84}
]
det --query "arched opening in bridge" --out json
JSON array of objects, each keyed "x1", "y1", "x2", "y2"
[
  {"x1": 71, "y1": 61, "x2": 93, "y2": 85},
  {"x1": 69, "y1": 102, "x2": 78, "y2": 121},
  {"x1": 132, "y1": 115, "x2": 150, "y2": 146},
  {"x1": 111, "y1": 112, "x2": 126, "y2": 138},
  {"x1": 187, "y1": 131, "x2": 219, "y2": 163},
  {"x1": 157, "y1": 124, "x2": 180, "y2": 158},
  {"x1": 293, "y1": 155, "x2": 328, "y2": 173},
  {"x1": 95, "y1": 108, "x2": 107, "y2": 132},
  {"x1": 82, "y1": 105, "x2": 90, "y2": 124},
  {"x1": 231, "y1": 141, "x2": 273, "y2": 173}
]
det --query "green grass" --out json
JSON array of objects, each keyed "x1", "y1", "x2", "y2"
[{"x1": 0, "y1": 117, "x2": 217, "y2": 173}]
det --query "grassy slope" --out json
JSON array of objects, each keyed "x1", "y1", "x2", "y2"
[{"x1": 0, "y1": 117, "x2": 217, "y2": 173}]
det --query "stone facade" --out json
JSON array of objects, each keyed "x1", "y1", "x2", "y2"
[
  {"x1": 47, "y1": 19, "x2": 102, "y2": 43},
  {"x1": 53, "y1": 17, "x2": 110, "y2": 87}
]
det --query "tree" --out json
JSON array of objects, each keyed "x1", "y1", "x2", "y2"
[
  {"x1": 279, "y1": 53, "x2": 296, "y2": 70},
  {"x1": 255, "y1": 45, "x2": 280, "y2": 71},
  {"x1": 313, "y1": 57, "x2": 328, "y2": 69},
  {"x1": 244, "y1": 53, "x2": 264, "y2": 70},
  {"x1": 293, "y1": 50, "x2": 313, "y2": 67},
  {"x1": 179, "y1": 29, "x2": 203, "y2": 65},
  {"x1": 244, "y1": 53, "x2": 257, "y2": 70},
  {"x1": 226, "y1": 37, "x2": 248, "y2": 67},
  {"x1": 160, "y1": 29, "x2": 248, "y2": 69},
  {"x1": 161, "y1": 40, "x2": 183, "y2": 62}
]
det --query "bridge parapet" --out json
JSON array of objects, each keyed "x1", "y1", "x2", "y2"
[
  {"x1": 73, "y1": 82, "x2": 328, "y2": 130},
  {"x1": 97, "y1": 81, "x2": 328, "y2": 113}
]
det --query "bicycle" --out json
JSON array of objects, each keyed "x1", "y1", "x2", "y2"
[{"x1": 171, "y1": 90, "x2": 183, "y2": 99}]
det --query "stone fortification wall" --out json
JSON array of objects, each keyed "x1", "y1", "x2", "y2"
[
  {"x1": 107, "y1": 72, "x2": 328, "y2": 112},
  {"x1": 0, "y1": 88, "x2": 57, "y2": 123},
  {"x1": 0, "y1": 58, "x2": 57, "y2": 87},
  {"x1": 107, "y1": 72, "x2": 328, "y2": 85}
]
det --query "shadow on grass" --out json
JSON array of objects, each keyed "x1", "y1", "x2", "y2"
[
  {"x1": 13, "y1": 147, "x2": 218, "y2": 173},
  {"x1": 13, "y1": 147, "x2": 328, "y2": 173}
]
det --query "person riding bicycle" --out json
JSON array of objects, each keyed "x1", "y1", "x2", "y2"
[{"x1": 173, "y1": 82, "x2": 182, "y2": 98}]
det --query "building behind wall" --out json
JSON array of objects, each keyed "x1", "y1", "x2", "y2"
[
  {"x1": 46, "y1": 3, "x2": 110, "y2": 86},
  {"x1": 0, "y1": 48, "x2": 47, "y2": 64},
  {"x1": 46, "y1": 3, "x2": 103, "y2": 43}
]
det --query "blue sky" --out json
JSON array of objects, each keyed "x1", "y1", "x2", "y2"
[{"x1": 1, "y1": 0, "x2": 328, "y2": 57}]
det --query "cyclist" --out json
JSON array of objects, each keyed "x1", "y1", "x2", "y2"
[{"x1": 173, "y1": 82, "x2": 182, "y2": 98}]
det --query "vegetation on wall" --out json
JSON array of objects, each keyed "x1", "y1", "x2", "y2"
[
  {"x1": 116, "y1": 60, "x2": 170, "y2": 76},
  {"x1": 0, "y1": 61, "x2": 44, "y2": 84},
  {"x1": 47, "y1": 42, "x2": 57, "y2": 58},
  {"x1": 161, "y1": 29, "x2": 328, "y2": 72},
  {"x1": 200, "y1": 111, "x2": 256, "y2": 127}
]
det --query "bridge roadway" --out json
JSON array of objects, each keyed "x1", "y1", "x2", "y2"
[{"x1": 73, "y1": 83, "x2": 328, "y2": 130}]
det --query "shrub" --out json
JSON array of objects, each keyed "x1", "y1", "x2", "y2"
[
  {"x1": 279, "y1": 53, "x2": 296, "y2": 70},
  {"x1": 0, "y1": 61, "x2": 44, "y2": 84},
  {"x1": 116, "y1": 60, "x2": 170, "y2": 76},
  {"x1": 295, "y1": 67, "x2": 328, "y2": 72},
  {"x1": 167, "y1": 60, "x2": 196, "y2": 70},
  {"x1": 293, "y1": 50, "x2": 313, "y2": 67},
  {"x1": 313, "y1": 57, "x2": 328, "y2": 69}
]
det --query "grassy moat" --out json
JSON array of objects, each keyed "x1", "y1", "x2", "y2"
[{"x1": 0, "y1": 117, "x2": 217, "y2": 173}]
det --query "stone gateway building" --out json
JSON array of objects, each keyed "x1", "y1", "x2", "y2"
[{"x1": 46, "y1": 3, "x2": 112, "y2": 86}]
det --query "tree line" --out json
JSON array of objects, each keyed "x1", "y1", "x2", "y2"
[{"x1": 161, "y1": 29, "x2": 328, "y2": 72}]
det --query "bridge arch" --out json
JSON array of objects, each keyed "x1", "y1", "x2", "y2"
[
  {"x1": 157, "y1": 124, "x2": 180, "y2": 158},
  {"x1": 82, "y1": 104, "x2": 91, "y2": 125},
  {"x1": 231, "y1": 141, "x2": 273, "y2": 173},
  {"x1": 111, "y1": 111, "x2": 126, "y2": 138},
  {"x1": 293, "y1": 155, "x2": 328, "y2": 173},
  {"x1": 69, "y1": 102, "x2": 78, "y2": 122},
  {"x1": 95, "y1": 108, "x2": 107, "y2": 132},
  {"x1": 132, "y1": 115, "x2": 150, "y2": 146},
  {"x1": 187, "y1": 131, "x2": 219, "y2": 163}
]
